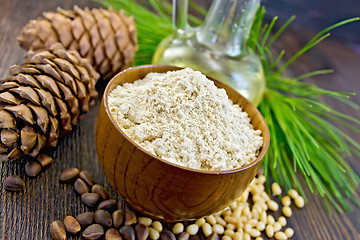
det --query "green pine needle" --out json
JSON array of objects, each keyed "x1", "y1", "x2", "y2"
[{"x1": 98, "y1": 0, "x2": 360, "y2": 213}]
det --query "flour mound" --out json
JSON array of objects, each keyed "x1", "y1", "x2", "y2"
[{"x1": 108, "y1": 68, "x2": 263, "y2": 171}]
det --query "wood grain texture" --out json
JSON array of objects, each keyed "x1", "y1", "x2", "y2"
[
  {"x1": 96, "y1": 65, "x2": 269, "y2": 221},
  {"x1": 0, "y1": 0, "x2": 359, "y2": 239}
]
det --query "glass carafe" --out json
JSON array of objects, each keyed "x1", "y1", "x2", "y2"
[{"x1": 152, "y1": 0, "x2": 265, "y2": 106}]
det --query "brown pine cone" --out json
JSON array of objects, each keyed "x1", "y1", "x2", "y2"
[
  {"x1": 0, "y1": 43, "x2": 99, "y2": 161},
  {"x1": 18, "y1": 6, "x2": 137, "y2": 80}
]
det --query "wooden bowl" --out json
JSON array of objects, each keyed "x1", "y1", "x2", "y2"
[{"x1": 96, "y1": 65, "x2": 270, "y2": 221}]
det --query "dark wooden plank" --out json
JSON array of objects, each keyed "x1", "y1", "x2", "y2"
[
  {"x1": 0, "y1": 0, "x2": 359, "y2": 239},
  {"x1": 261, "y1": 0, "x2": 360, "y2": 42}
]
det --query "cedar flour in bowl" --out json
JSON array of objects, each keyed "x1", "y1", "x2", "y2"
[
  {"x1": 95, "y1": 65, "x2": 269, "y2": 221},
  {"x1": 107, "y1": 68, "x2": 263, "y2": 171}
]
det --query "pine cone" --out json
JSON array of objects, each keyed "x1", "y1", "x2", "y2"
[
  {"x1": 0, "y1": 43, "x2": 99, "y2": 161},
  {"x1": 18, "y1": 6, "x2": 137, "y2": 80}
]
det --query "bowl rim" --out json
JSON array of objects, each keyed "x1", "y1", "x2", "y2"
[{"x1": 102, "y1": 64, "x2": 270, "y2": 175}]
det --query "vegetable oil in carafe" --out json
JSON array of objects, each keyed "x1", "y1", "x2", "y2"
[{"x1": 152, "y1": 0, "x2": 265, "y2": 106}]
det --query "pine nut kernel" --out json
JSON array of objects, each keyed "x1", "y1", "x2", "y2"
[
  {"x1": 271, "y1": 182, "x2": 282, "y2": 195},
  {"x1": 281, "y1": 196, "x2": 291, "y2": 207},
  {"x1": 282, "y1": 206, "x2": 293, "y2": 217},
  {"x1": 294, "y1": 196, "x2": 305, "y2": 208},
  {"x1": 288, "y1": 189, "x2": 298, "y2": 199},
  {"x1": 285, "y1": 228, "x2": 295, "y2": 238}
]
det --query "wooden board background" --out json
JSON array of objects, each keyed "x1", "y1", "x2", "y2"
[{"x1": 0, "y1": 0, "x2": 359, "y2": 239}]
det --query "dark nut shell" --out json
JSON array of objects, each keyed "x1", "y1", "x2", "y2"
[
  {"x1": 4, "y1": 175, "x2": 25, "y2": 192},
  {"x1": 50, "y1": 220, "x2": 67, "y2": 240},
  {"x1": 119, "y1": 225, "x2": 135, "y2": 240},
  {"x1": 92, "y1": 184, "x2": 109, "y2": 200},
  {"x1": 37, "y1": 153, "x2": 53, "y2": 167},
  {"x1": 74, "y1": 178, "x2": 90, "y2": 195},
  {"x1": 64, "y1": 215, "x2": 81, "y2": 235},
  {"x1": 178, "y1": 232, "x2": 190, "y2": 240},
  {"x1": 105, "y1": 228, "x2": 122, "y2": 240},
  {"x1": 82, "y1": 193, "x2": 101, "y2": 208},
  {"x1": 83, "y1": 224, "x2": 104, "y2": 240},
  {"x1": 79, "y1": 170, "x2": 95, "y2": 186},
  {"x1": 135, "y1": 224, "x2": 149, "y2": 240},
  {"x1": 60, "y1": 168, "x2": 79, "y2": 182},
  {"x1": 112, "y1": 210, "x2": 124, "y2": 228},
  {"x1": 207, "y1": 233, "x2": 219, "y2": 240},
  {"x1": 94, "y1": 209, "x2": 112, "y2": 228},
  {"x1": 160, "y1": 230, "x2": 176, "y2": 240},
  {"x1": 25, "y1": 161, "x2": 42, "y2": 177},
  {"x1": 125, "y1": 210, "x2": 137, "y2": 226},
  {"x1": 76, "y1": 212, "x2": 94, "y2": 227},
  {"x1": 98, "y1": 199, "x2": 117, "y2": 212}
]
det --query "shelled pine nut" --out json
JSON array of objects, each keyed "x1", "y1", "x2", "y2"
[
  {"x1": 222, "y1": 235, "x2": 232, "y2": 240},
  {"x1": 278, "y1": 216, "x2": 287, "y2": 227},
  {"x1": 282, "y1": 206, "x2": 292, "y2": 218},
  {"x1": 186, "y1": 224, "x2": 199, "y2": 235},
  {"x1": 285, "y1": 228, "x2": 295, "y2": 238},
  {"x1": 152, "y1": 221, "x2": 163, "y2": 232},
  {"x1": 271, "y1": 182, "x2": 282, "y2": 195},
  {"x1": 274, "y1": 222, "x2": 282, "y2": 232},
  {"x1": 288, "y1": 189, "x2": 298, "y2": 199},
  {"x1": 206, "y1": 215, "x2": 217, "y2": 225},
  {"x1": 212, "y1": 224, "x2": 225, "y2": 235},
  {"x1": 225, "y1": 223, "x2": 235, "y2": 231},
  {"x1": 195, "y1": 218, "x2": 205, "y2": 226},
  {"x1": 294, "y1": 195, "x2": 305, "y2": 208},
  {"x1": 149, "y1": 227, "x2": 160, "y2": 240},
  {"x1": 248, "y1": 228, "x2": 261, "y2": 238},
  {"x1": 281, "y1": 196, "x2": 291, "y2": 207},
  {"x1": 215, "y1": 216, "x2": 227, "y2": 227},
  {"x1": 256, "y1": 221, "x2": 265, "y2": 231},
  {"x1": 224, "y1": 229, "x2": 234, "y2": 237},
  {"x1": 274, "y1": 231, "x2": 288, "y2": 240},
  {"x1": 233, "y1": 232, "x2": 242, "y2": 240},
  {"x1": 202, "y1": 222, "x2": 212, "y2": 237},
  {"x1": 265, "y1": 225, "x2": 274, "y2": 238},
  {"x1": 267, "y1": 215, "x2": 275, "y2": 225},
  {"x1": 172, "y1": 223, "x2": 184, "y2": 234},
  {"x1": 267, "y1": 200, "x2": 279, "y2": 211},
  {"x1": 243, "y1": 232, "x2": 251, "y2": 240}
]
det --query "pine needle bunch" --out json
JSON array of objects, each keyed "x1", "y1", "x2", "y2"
[
  {"x1": 99, "y1": 0, "x2": 360, "y2": 212},
  {"x1": 249, "y1": 9, "x2": 360, "y2": 212}
]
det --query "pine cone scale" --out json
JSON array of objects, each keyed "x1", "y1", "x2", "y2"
[
  {"x1": 71, "y1": 17, "x2": 85, "y2": 40},
  {"x1": 35, "y1": 64, "x2": 62, "y2": 81},
  {"x1": 6, "y1": 148, "x2": 22, "y2": 161},
  {"x1": 10, "y1": 86, "x2": 41, "y2": 106},
  {"x1": 1, "y1": 129, "x2": 19, "y2": 148},
  {"x1": 4, "y1": 104, "x2": 34, "y2": 125},
  {"x1": 0, "y1": 92, "x2": 20, "y2": 105},
  {"x1": 20, "y1": 125, "x2": 37, "y2": 154},
  {"x1": 0, "y1": 82, "x2": 20, "y2": 91},
  {"x1": 0, "y1": 142, "x2": 8, "y2": 153},
  {"x1": 36, "y1": 75, "x2": 62, "y2": 98},
  {"x1": 10, "y1": 65, "x2": 41, "y2": 75},
  {"x1": 0, "y1": 110, "x2": 16, "y2": 128},
  {"x1": 28, "y1": 104, "x2": 49, "y2": 133},
  {"x1": 48, "y1": 116, "x2": 59, "y2": 147},
  {"x1": 34, "y1": 88, "x2": 58, "y2": 116},
  {"x1": 12, "y1": 74, "x2": 41, "y2": 89}
]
